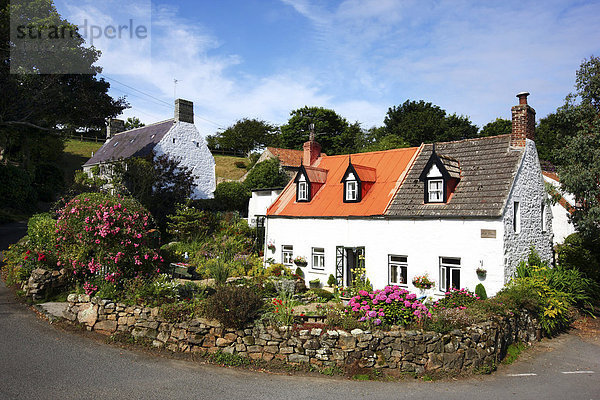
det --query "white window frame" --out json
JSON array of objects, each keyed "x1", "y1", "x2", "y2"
[
  {"x1": 388, "y1": 255, "x2": 407, "y2": 286},
  {"x1": 428, "y1": 179, "x2": 444, "y2": 203},
  {"x1": 346, "y1": 180, "x2": 358, "y2": 201},
  {"x1": 312, "y1": 247, "x2": 325, "y2": 270},
  {"x1": 514, "y1": 201, "x2": 521, "y2": 233},
  {"x1": 282, "y1": 245, "x2": 293, "y2": 266},
  {"x1": 439, "y1": 257, "x2": 461, "y2": 292},
  {"x1": 298, "y1": 181, "x2": 308, "y2": 201}
]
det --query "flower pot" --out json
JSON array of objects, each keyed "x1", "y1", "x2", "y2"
[{"x1": 294, "y1": 261, "x2": 307, "y2": 267}]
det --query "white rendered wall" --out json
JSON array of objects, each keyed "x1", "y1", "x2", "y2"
[
  {"x1": 503, "y1": 140, "x2": 554, "y2": 279},
  {"x1": 265, "y1": 217, "x2": 506, "y2": 296},
  {"x1": 248, "y1": 189, "x2": 282, "y2": 227},
  {"x1": 543, "y1": 175, "x2": 576, "y2": 244},
  {"x1": 155, "y1": 122, "x2": 216, "y2": 199}
]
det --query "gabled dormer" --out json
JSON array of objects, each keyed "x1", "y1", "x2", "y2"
[
  {"x1": 341, "y1": 158, "x2": 376, "y2": 203},
  {"x1": 294, "y1": 164, "x2": 327, "y2": 202},
  {"x1": 418, "y1": 146, "x2": 460, "y2": 204}
]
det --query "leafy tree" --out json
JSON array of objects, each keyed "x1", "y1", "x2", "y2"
[
  {"x1": 214, "y1": 181, "x2": 250, "y2": 214},
  {"x1": 382, "y1": 100, "x2": 478, "y2": 147},
  {"x1": 555, "y1": 56, "x2": 600, "y2": 242},
  {"x1": 124, "y1": 117, "x2": 145, "y2": 130},
  {"x1": 112, "y1": 154, "x2": 194, "y2": 229},
  {"x1": 0, "y1": 0, "x2": 127, "y2": 134},
  {"x1": 207, "y1": 118, "x2": 278, "y2": 155},
  {"x1": 480, "y1": 118, "x2": 511, "y2": 137},
  {"x1": 244, "y1": 158, "x2": 290, "y2": 190},
  {"x1": 279, "y1": 106, "x2": 361, "y2": 155}
]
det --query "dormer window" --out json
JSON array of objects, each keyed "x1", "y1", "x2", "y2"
[
  {"x1": 341, "y1": 160, "x2": 375, "y2": 203},
  {"x1": 419, "y1": 146, "x2": 461, "y2": 204},
  {"x1": 294, "y1": 164, "x2": 327, "y2": 203}
]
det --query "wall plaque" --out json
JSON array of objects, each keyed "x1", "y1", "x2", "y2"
[{"x1": 481, "y1": 229, "x2": 496, "y2": 238}]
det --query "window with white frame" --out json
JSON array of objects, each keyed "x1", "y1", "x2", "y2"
[
  {"x1": 346, "y1": 180, "x2": 358, "y2": 201},
  {"x1": 513, "y1": 201, "x2": 521, "y2": 233},
  {"x1": 388, "y1": 255, "x2": 407, "y2": 285},
  {"x1": 298, "y1": 181, "x2": 308, "y2": 201},
  {"x1": 439, "y1": 257, "x2": 460, "y2": 292},
  {"x1": 312, "y1": 247, "x2": 325, "y2": 270},
  {"x1": 428, "y1": 179, "x2": 444, "y2": 202},
  {"x1": 282, "y1": 245, "x2": 293, "y2": 266}
]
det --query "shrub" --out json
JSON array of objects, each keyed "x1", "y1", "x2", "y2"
[
  {"x1": 27, "y1": 213, "x2": 57, "y2": 253},
  {"x1": 432, "y1": 288, "x2": 480, "y2": 311},
  {"x1": 327, "y1": 274, "x2": 337, "y2": 287},
  {"x1": 556, "y1": 233, "x2": 600, "y2": 282},
  {"x1": 159, "y1": 301, "x2": 200, "y2": 323},
  {"x1": 307, "y1": 288, "x2": 335, "y2": 302},
  {"x1": 243, "y1": 158, "x2": 289, "y2": 190},
  {"x1": 234, "y1": 160, "x2": 246, "y2": 169},
  {"x1": 475, "y1": 283, "x2": 488, "y2": 300},
  {"x1": 348, "y1": 286, "x2": 430, "y2": 326},
  {"x1": 166, "y1": 204, "x2": 218, "y2": 242},
  {"x1": 203, "y1": 285, "x2": 264, "y2": 329},
  {"x1": 424, "y1": 308, "x2": 477, "y2": 334},
  {"x1": 54, "y1": 192, "x2": 162, "y2": 285},
  {"x1": 214, "y1": 181, "x2": 250, "y2": 213},
  {"x1": 0, "y1": 164, "x2": 36, "y2": 211}
]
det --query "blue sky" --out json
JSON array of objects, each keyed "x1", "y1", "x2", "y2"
[{"x1": 55, "y1": 0, "x2": 600, "y2": 137}]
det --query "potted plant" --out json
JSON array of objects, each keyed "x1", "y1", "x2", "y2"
[
  {"x1": 476, "y1": 267, "x2": 487, "y2": 278},
  {"x1": 267, "y1": 240, "x2": 275, "y2": 252},
  {"x1": 293, "y1": 256, "x2": 307, "y2": 267},
  {"x1": 309, "y1": 278, "x2": 321, "y2": 289},
  {"x1": 412, "y1": 274, "x2": 435, "y2": 290}
]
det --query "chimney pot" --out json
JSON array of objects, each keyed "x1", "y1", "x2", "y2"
[
  {"x1": 516, "y1": 91, "x2": 530, "y2": 105},
  {"x1": 175, "y1": 98, "x2": 194, "y2": 123}
]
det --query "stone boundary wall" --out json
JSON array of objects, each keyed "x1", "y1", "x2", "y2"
[{"x1": 64, "y1": 294, "x2": 541, "y2": 374}]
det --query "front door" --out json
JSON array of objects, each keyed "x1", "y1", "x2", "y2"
[{"x1": 336, "y1": 246, "x2": 365, "y2": 287}]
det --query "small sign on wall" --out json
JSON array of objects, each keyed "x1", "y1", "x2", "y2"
[{"x1": 481, "y1": 229, "x2": 496, "y2": 238}]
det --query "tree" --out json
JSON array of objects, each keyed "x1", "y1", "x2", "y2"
[
  {"x1": 555, "y1": 56, "x2": 600, "y2": 243},
  {"x1": 279, "y1": 106, "x2": 361, "y2": 155},
  {"x1": 244, "y1": 158, "x2": 290, "y2": 190},
  {"x1": 535, "y1": 112, "x2": 578, "y2": 166},
  {"x1": 214, "y1": 181, "x2": 250, "y2": 214},
  {"x1": 125, "y1": 117, "x2": 145, "y2": 130},
  {"x1": 0, "y1": 0, "x2": 127, "y2": 134},
  {"x1": 112, "y1": 154, "x2": 194, "y2": 229},
  {"x1": 382, "y1": 100, "x2": 478, "y2": 147},
  {"x1": 480, "y1": 118, "x2": 512, "y2": 137},
  {"x1": 207, "y1": 118, "x2": 278, "y2": 155}
]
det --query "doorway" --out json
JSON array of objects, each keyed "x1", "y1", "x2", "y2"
[{"x1": 336, "y1": 246, "x2": 365, "y2": 287}]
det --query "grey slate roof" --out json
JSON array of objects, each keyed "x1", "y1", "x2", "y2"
[
  {"x1": 386, "y1": 135, "x2": 523, "y2": 218},
  {"x1": 83, "y1": 119, "x2": 175, "y2": 167}
]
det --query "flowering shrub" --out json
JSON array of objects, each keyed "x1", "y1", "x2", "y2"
[
  {"x1": 55, "y1": 192, "x2": 162, "y2": 285},
  {"x1": 348, "y1": 286, "x2": 431, "y2": 326},
  {"x1": 412, "y1": 275, "x2": 435, "y2": 290},
  {"x1": 264, "y1": 290, "x2": 298, "y2": 326},
  {"x1": 432, "y1": 288, "x2": 480, "y2": 310}
]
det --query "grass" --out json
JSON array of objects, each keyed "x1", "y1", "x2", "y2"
[
  {"x1": 61, "y1": 139, "x2": 104, "y2": 182},
  {"x1": 214, "y1": 155, "x2": 249, "y2": 181},
  {"x1": 502, "y1": 342, "x2": 527, "y2": 365}
]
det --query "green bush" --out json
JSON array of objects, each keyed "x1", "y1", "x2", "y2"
[
  {"x1": 307, "y1": 288, "x2": 334, "y2": 301},
  {"x1": 27, "y1": 213, "x2": 57, "y2": 253},
  {"x1": 475, "y1": 283, "x2": 488, "y2": 300},
  {"x1": 556, "y1": 233, "x2": 600, "y2": 282},
  {"x1": 0, "y1": 164, "x2": 36, "y2": 211},
  {"x1": 166, "y1": 204, "x2": 218, "y2": 242},
  {"x1": 243, "y1": 158, "x2": 289, "y2": 190},
  {"x1": 327, "y1": 274, "x2": 337, "y2": 287},
  {"x1": 203, "y1": 285, "x2": 264, "y2": 329},
  {"x1": 432, "y1": 288, "x2": 479, "y2": 310},
  {"x1": 159, "y1": 301, "x2": 201, "y2": 323},
  {"x1": 33, "y1": 162, "x2": 64, "y2": 202},
  {"x1": 214, "y1": 181, "x2": 250, "y2": 213}
]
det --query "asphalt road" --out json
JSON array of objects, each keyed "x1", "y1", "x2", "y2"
[{"x1": 1, "y1": 223, "x2": 599, "y2": 399}]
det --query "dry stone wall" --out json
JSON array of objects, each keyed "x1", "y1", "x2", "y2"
[{"x1": 65, "y1": 294, "x2": 541, "y2": 374}]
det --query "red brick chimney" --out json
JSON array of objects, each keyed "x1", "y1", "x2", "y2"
[
  {"x1": 303, "y1": 124, "x2": 321, "y2": 166},
  {"x1": 510, "y1": 92, "x2": 536, "y2": 147}
]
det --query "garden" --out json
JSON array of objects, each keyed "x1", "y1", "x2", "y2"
[{"x1": 2, "y1": 189, "x2": 600, "y2": 376}]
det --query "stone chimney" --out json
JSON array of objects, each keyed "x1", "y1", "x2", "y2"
[
  {"x1": 303, "y1": 123, "x2": 321, "y2": 166},
  {"x1": 510, "y1": 92, "x2": 536, "y2": 148},
  {"x1": 106, "y1": 118, "x2": 125, "y2": 140},
  {"x1": 174, "y1": 98, "x2": 194, "y2": 123}
]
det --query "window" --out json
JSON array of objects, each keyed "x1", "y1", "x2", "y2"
[
  {"x1": 541, "y1": 202, "x2": 547, "y2": 233},
  {"x1": 346, "y1": 180, "x2": 358, "y2": 201},
  {"x1": 282, "y1": 245, "x2": 293, "y2": 266},
  {"x1": 172, "y1": 138, "x2": 176, "y2": 144},
  {"x1": 513, "y1": 201, "x2": 521, "y2": 233},
  {"x1": 312, "y1": 247, "x2": 325, "y2": 270},
  {"x1": 388, "y1": 255, "x2": 407, "y2": 285},
  {"x1": 439, "y1": 257, "x2": 460, "y2": 292},
  {"x1": 298, "y1": 181, "x2": 308, "y2": 201},
  {"x1": 428, "y1": 179, "x2": 444, "y2": 202}
]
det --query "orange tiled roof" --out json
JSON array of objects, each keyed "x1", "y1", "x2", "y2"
[
  {"x1": 267, "y1": 147, "x2": 304, "y2": 167},
  {"x1": 267, "y1": 147, "x2": 420, "y2": 217}
]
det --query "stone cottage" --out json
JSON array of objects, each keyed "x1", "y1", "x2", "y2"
[
  {"x1": 83, "y1": 99, "x2": 216, "y2": 199},
  {"x1": 264, "y1": 93, "x2": 553, "y2": 296}
]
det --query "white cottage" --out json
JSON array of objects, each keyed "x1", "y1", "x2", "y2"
[
  {"x1": 83, "y1": 99, "x2": 216, "y2": 199},
  {"x1": 265, "y1": 93, "x2": 553, "y2": 296}
]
